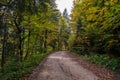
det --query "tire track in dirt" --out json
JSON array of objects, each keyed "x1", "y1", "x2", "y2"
[{"x1": 28, "y1": 51, "x2": 100, "y2": 80}]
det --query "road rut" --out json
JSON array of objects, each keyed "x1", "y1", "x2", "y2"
[{"x1": 28, "y1": 51, "x2": 100, "y2": 80}]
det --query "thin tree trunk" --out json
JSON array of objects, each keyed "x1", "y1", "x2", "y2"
[
  {"x1": 43, "y1": 29, "x2": 48, "y2": 53},
  {"x1": 1, "y1": 30, "x2": 7, "y2": 67},
  {"x1": 19, "y1": 31, "x2": 23, "y2": 61},
  {"x1": 1, "y1": 18, "x2": 7, "y2": 68},
  {"x1": 32, "y1": 35, "x2": 38, "y2": 54},
  {"x1": 14, "y1": 16, "x2": 23, "y2": 61},
  {"x1": 25, "y1": 30, "x2": 31, "y2": 59},
  {"x1": 1, "y1": 10, "x2": 8, "y2": 67}
]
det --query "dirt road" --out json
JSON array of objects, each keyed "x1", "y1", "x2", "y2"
[{"x1": 28, "y1": 51, "x2": 100, "y2": 80}]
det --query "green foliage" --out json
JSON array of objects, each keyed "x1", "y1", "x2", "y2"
[
  {"x1": 0, "y1": 0, "x2": 61, "y2": 65},
  {"x1": 70, "y1": 0, "x2": 120, "y2": 56},
  {"x1": 0, "y1": 0, "x2": 63, "y2": 79},
  {"x1": 83, "y1": 54, "x2": 120, "y2": 72},
  {"x1": 57, "y1": 15, "x2": 70, "y2": 50},
  {"x1": 70, "y1": 0, "x2": 120, "y2": 73},
  {"x1": 0, "y1": 53, "x2": 47, "y2": 80}
]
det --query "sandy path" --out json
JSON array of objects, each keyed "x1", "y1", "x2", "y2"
[{"x1": 28, "y1": 51, "x2": 100, "y2": 80}]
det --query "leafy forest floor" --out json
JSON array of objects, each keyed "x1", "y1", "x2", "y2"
[{"x1": 27, "y1": 51, "x2": 120, "y2": 80}]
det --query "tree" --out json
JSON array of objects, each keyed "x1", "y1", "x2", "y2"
[
  {"x1": 0, "y1": 0, "x2": 61, "y2": 68},
  {"x1": 70, "y1": 0, "x2": 120, "y2": 56}
]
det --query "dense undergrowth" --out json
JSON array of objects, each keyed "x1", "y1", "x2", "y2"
[
  {"x1": 70, "y1": 0, "x2": 120, "y2": 74},
  {"x1": 72, "y1": 51, "x2": 120, "y2": 73},
  {"x1": 83, "y1": 54, "x2": 120, "y2": 73},
  {"x1": 0, "y1": 53, "x2": 48, "y2": 80}
]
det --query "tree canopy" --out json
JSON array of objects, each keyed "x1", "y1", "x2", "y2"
[{"x1": 70, "y1": 0, "x2": 120, "y2": 56}]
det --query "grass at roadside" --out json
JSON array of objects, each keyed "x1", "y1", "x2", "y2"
[
  {"x1": 82, "y1": 54, "x2": 120, "y2": 73},
  {"x1": 0, "y1": 53, "x2": 48, "y2": 80},
  {"x1": 71, "y1": 51, "x2": 120, "y2": 73}
]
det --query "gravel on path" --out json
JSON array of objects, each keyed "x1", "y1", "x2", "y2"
[{"x1": 28, "y1": 51, "x2": 100, "y2": 80}]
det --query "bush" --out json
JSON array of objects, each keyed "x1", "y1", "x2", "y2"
[
  {"x1": 83, "y1": 54, "x2": 120, "y2": 72},
  {"x1": 0, "y1": 53, "x2": 47, "y2": 80}
]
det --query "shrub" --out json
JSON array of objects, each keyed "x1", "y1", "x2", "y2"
[
  {"x1": 0, "y1": 53, "x2": 47, "y2": 80},
  {"x1": 83, "y1": 54, "x2": 120, "y2": 72}
]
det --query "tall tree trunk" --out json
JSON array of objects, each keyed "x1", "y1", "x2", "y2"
[
  {"x1": 44, "y1": 29, "x2": 48, "y2": 53},
  {"x1": 58, "y1": 27, "x2": 62, "y2": 50},
  {"x1": 1, "y1": 29, "x2": 7, "y2": 67},
  {"x1": 19, "y1": 31, "x2": 23, "y2": 61},
  {"x1": 25, "y1": 30, "x2": 31, "y2": 59},
  {"x1": 14, "y1": 16, "x2": 23, "y2": 61},
  {"x1": 1, "y1": 14, "x2": 7, "y2": 67},
  {"x1": 32, "y1": 35, "x2": 38, "y2": 54},
  {"x1": 58, "y1": 34, "x2": 60, "y2": 50}
]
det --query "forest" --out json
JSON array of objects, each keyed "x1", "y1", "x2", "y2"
[
  {"x1": 0, "y1": 0, "x2": 120, "y2": 80},
  {"x1": 70, "y1": 0, "x2": 120, "y2": 72},
  {"x1": 0, "y1": 0, "x2": 69, "y2": 79}
]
